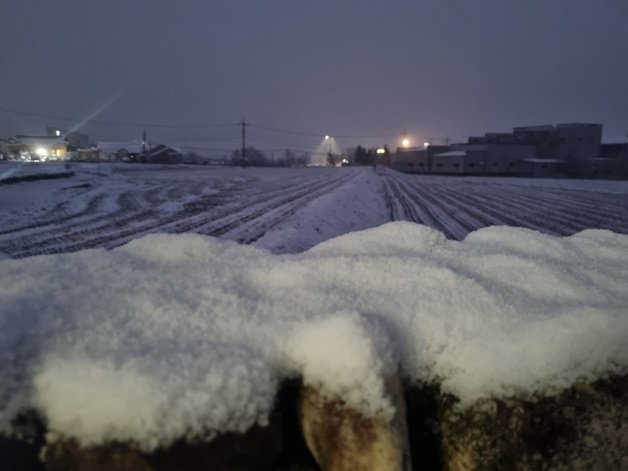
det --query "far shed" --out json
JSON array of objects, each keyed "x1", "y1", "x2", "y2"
[{"x1": 142, "y1": 145, "x2": 183, "y2": 164}]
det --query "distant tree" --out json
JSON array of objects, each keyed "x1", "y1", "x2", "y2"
[
  {"x1": 327, "y1": 152, "x2": 335, "y2": 167},
  {"x1": 296, "y1": 153, "x2": 310, "y2": 167},
  {"x1": 184, "y1": 151, "x2": 203, "y2": 165},
  {"x1": 284, "y1": 148, "x2": 296, "y2": 167},
  {"x1": 353, "y1": 145, "x2": 368, "y2": 165},
  {"x1": 352, "y1": 145, "x2": 376, "y2": 166},
  {"x1": 230, "y1": 147, "x2": 268, "y2": 167},
  {"x1": 377, "y1": 145, "x2": 392, "y2": 167}
]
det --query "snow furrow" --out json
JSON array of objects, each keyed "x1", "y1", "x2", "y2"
[{"x1": 8, "y1": 170, "x2": 358, "y2": 257}]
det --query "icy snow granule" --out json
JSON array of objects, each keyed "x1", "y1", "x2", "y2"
[{"x1": 1, "y1": 223, "x2": 627, "y2": 448}]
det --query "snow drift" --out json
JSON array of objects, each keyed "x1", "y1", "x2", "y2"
[{"x1": 0, "y1": 222, "x2": 627, "y2": 451}]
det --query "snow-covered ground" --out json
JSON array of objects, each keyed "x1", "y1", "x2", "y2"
[
  {"x1": 1, "y1": 162, "x2": 627, "y2": 451},
  {"x1": 1, "y1": 162, "x2": 627, "y2": 258}
]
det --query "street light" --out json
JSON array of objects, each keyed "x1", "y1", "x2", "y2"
[{"x1": 401, "y1": 130, "x2": 411, "y2": 148}]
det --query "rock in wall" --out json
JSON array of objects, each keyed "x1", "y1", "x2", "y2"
[
  {"x1": 438, "y1": 374, "x2": 628, "y2": 471},
  {"x1": 43, "y1": 421, "x2": 282, "y2": 471},
  {"x1": 2, "y1": 374, "x2": 627, "y2": 470},
  {"x1": 299, "y1": 372, "x2": 411, "y2": 471}
]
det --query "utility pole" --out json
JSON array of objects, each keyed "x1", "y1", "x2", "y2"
[
  {"x1": 141, "y1": 130, "x2": 147, "y2": 163},
  {"x1": 240, "y1": 117, "x2": 247, "y2": 168}
]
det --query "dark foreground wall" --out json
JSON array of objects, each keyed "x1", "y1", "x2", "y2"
[{"x1": 2, "y1": 374, "x2": 627, "y2": 471}]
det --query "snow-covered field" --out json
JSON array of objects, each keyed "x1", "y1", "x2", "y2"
[
  {"x1": 1, "y1": 162, "x2": 627, "y2": 452},
  {"x1": 1, "y1": 162, "x2": 627, "y2": 258}
]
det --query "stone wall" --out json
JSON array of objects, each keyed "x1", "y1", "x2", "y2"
[{"x1": 2, "y1": 374, "x2": 626, "y2": 470}]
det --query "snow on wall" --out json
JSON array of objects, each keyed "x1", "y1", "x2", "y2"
[{"x1": 1, "y1": 222, "x2": 627, "y2": 450}]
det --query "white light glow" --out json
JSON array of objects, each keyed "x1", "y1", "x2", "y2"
[
  {"x1": 402, "y1": 138, "x2": 410, "y2": 148},
  {"x1": 325, "y1": 135, "x2": 330, "y2": 140},
  {"x1": 376, "y1": 148, "x2": 386, "y2": 154},
  {"x1": 36, "y1": 147, "x2": 49, "y2": 157},
  {"x1": 424, "y1": 142, "x2": 431, "y2": 147}
]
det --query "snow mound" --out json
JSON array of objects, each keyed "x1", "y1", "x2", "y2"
[
  {"x1": 285, "y1": 312, "x2": 399, "y2": 419},
  {"x1": 1, "y1": 223, "x2": 627, "y2": 450}
]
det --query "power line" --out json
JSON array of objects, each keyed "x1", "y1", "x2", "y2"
[
  {"x1": 248, "y1": 122, "x2": 400, "y2": 139},
  {"x1": 247, "y1": 123, "x2": 323, "y2": 138},
  {"x1": 0, "y1": 107, "x2": 237, "y2": 129},
  {"x1": 0, "y1": 106, "x2": 412, "y2": 141},
  {"x1": 173, "y1": 145, "x2": 234, "y2": 152},
  {"x1": 165, "y1": 136, "x2": 241, "y2": 142},
  {"x1": 174, "y1": 143, "x2": 323, "y2": 155}
]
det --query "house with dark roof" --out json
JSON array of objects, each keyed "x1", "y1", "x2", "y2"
[
  {"x1": 141, "y1": 144, "x2": 182, "y2": 164},
  {"x1": 96, "y1": 141, "x2": 143, "y2": 161}
]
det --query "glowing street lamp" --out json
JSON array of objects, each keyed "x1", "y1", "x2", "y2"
[
  {"x1": 423, "y1": 141, "x2": 431, "y2": 148},
  {"x1": 376, "y1": 148, "x2": 386, "y2": 155},
  {"x1": 400, "y1": 129, "x2": 411, "y2": 148}
]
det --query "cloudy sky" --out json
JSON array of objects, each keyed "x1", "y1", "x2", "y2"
[{"x1": 0, "y1": 0, "x2": 627, "y2": 154}]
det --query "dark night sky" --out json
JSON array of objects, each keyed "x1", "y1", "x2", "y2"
[{"x1": 1, "y1": 0, "x2": 627, "y2": 154}]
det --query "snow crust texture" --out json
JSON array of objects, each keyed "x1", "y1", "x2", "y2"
[{"x1": 1, "y1": 222, "x2": 627, "y2": 450}]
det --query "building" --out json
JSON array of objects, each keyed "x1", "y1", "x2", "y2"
[
  {"x1": 392, "y1": 123, "x2": 620, "y2": 179},
  {"x1": 46, "y1": 127, "x2": 89, "y2": 149},
  {"x1": 600, "y1": 137, "x2": 628, "y2": 179},
  {"x1": 485, "y1": 143, "x2": 536, "y2": 175},
  {"x1": 573, "y1": 158, "x2": 622, "y2": 179},
  {"x1": 393, "y1": 145, "x2": 451, "y2": 173},
  {"x1": 75, "y1": 147, "x2": 101, "y2": 161},
  {"x1": 392, "y1": 147, "x2": 429, "y2": 173},
  {"x1": 95, "y1": 141, "x2": 143, "y2": 161},
  {"x1": 0, "y1": 138, "x2": 15, "y2": 159},
  {"x1": 460, "y1": 145, "x2": 488, "y2": 174},
  {"x1": 522, "y1": 159, "x2": 567, "y2": 178},
  {"x1": 456, "y1": 143, "x2": 535, "y2": 175},
  {"x1": 431, "y1": 150, "x2": 466, "y2": 173},
  {"x1": 514, "y1": 123, "x2": 603, "y2": 177},
  {"x1": 5, "y1": 135, "x2": 68, "y2": 161},
  {"x1": 1, "y1": 127, "x2": 91, "y2": 161},
  {"x1": 141, "y1": 144, "x2": 182, "y2": 164}
]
